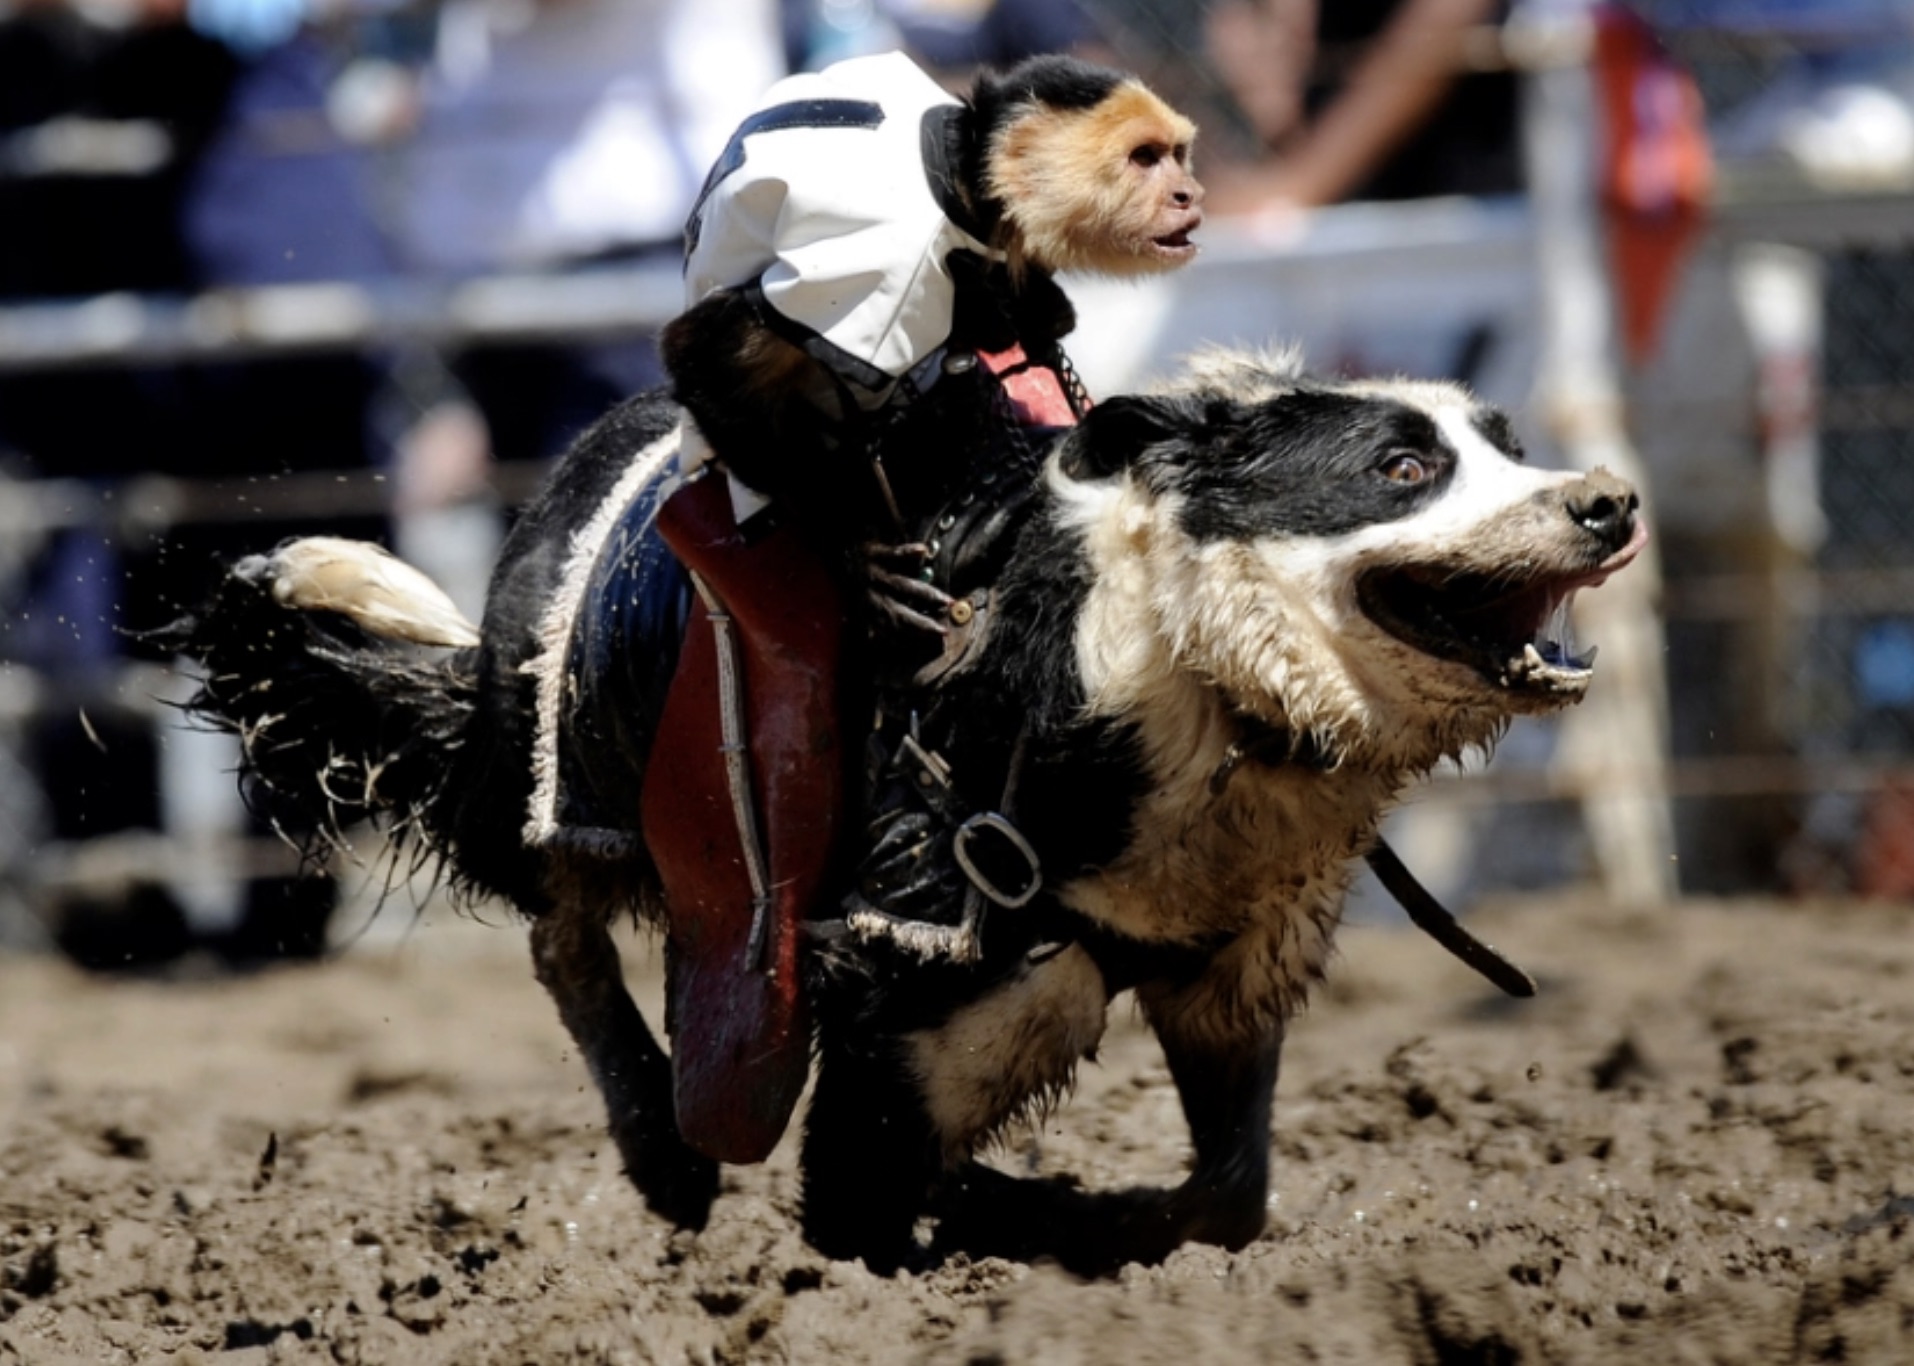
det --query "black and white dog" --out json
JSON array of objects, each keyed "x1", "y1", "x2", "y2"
[{"x1": 170, "y1": 347, "x2": 1643, "y2": 1275}]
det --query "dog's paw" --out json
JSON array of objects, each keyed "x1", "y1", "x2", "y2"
[
  {"x1": 929, "y1": 1164, "x2": 1190, "y2": 1277},
  {"x1": 615, "y1": 1119, "x2": 721, "y2": 1231}
]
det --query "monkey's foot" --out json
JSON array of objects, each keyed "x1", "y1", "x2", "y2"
[{"x1": 863, "y1": 541, "x2": 957, "y2": 635}]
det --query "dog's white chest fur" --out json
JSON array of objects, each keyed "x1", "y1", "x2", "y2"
[
  {"x1": 905, "y1": 748, "x2": 1391, "y2": 1155},
  {"x1": 1064, "y1": 743, "x2": 1381, "y2": 944},
  {"x1": 1063, "y1": 726, "x2": 1394, "y2": 1039}
]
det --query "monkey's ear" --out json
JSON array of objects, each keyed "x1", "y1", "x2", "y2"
[{"x1": 1058, "y1": 395, "x2": 1193, "y2": 480}]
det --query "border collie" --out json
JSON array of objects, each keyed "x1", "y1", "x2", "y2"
[{"x1": 169, "y1": 347, "x2": 1644, "y2": 1275}]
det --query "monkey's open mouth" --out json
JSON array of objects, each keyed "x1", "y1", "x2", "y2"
[
  {"x1": 1151, "y1": 211, "x2": 1202, "y2": 260},
  {"x1": 1356, "y1": 530, "x2": 1644, "y2": 697}
]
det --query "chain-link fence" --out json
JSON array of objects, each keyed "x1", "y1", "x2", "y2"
[
  {"x1": 2, "y1": 1, "x2": 1913, "y2": 958},
  {"x1": 1651, "y1": 12, "x2": 1914, "y2": 894}
]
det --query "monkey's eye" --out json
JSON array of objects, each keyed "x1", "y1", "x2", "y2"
[
  {"x1": 1130, "y1": 143, "x2": 1165, "y2": 168},
  {"x1": 1379, "y1": 452, "x2": 1431, "y2": 485}
]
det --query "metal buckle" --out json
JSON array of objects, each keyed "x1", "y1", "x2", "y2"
[{"x1": 952, "y1": 812, "x2": 1042, "y2": 909}]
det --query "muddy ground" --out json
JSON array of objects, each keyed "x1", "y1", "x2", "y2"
[{"x1": 3, "y1": 890, "x2": 1913, "y2": 1364}]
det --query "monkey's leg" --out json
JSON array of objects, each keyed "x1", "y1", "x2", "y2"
[
  {"x1": 528, "y1": 897, "x2": 719, "y2": 1229},
  {"x1": 799, "y1": 1029, "x2": 942, "y2": 1273}
]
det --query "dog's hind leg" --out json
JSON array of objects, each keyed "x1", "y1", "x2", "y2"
[{"x1": 528, "y1": 892, "x2": 719, "y2": 1229}]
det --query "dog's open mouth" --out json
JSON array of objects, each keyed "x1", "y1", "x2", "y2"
[{"x1": 1356, "y1": 531, "x2": 1645, "y2": 696}]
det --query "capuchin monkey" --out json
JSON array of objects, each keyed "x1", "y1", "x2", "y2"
[
  {"x1": 964, "y1": 56, "x2": 1204, "y2": 282},
  {"x1": 662, "y1": 54, "x2": 1204, "y2": 518},
  {"x1": 616, "y1": 56, "x2": 1201, "y2": 1165}
]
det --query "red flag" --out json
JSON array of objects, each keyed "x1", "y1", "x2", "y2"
[{"x1": 1593, "y1": 4, "x2": 1714, "y2": 363}]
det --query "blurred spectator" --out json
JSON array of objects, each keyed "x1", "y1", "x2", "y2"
[
  {"x1": 180, "y1": 13, "x2": 398, "y2": 287},
  {"x1": 0, "y1": 0, "x2": 238, "y2": 299},
  {"x1": 1647, "y1": 0, "x2": 1914, "y2": 191},
  {"x1": 397, "y1": 0, "x2": 779, "y2": 277},
  {"x1": 177, "y1": 0, "x2": 785, "y2": 612},
  {"x1": 0, "y1": 0, "x2": 247, "y2": 489},
  {"x1": 2, "y1": 0, "x2": 785, "y2": 966},
  {"x1": 1089, "y1": 0, "x2": 1522, "y2": 217},
  {"x1": 384, "y1": 0, "x2": 782, "y2": 584},
  {"x1": 809, "y1": 0, "x2": 1102, "y2": 73},
  {"x1": 0, "y1": 0, "x2": 331, "y2": 966}
]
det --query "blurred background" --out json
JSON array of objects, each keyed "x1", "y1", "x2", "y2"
[{"x1": 0, "y1": 0, "x2": 1910, "y2": 970}]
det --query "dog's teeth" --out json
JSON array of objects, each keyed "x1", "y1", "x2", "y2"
[
  {"x1": 1579, "y1": 644, "x2": 1599, "y2": 668},
  {"x1": 1522, "y1": 643, "x2": 1545, "y2": 670},
  {"x1": 1543, "y1": 594, "x2": 1577, "y2": 665}
]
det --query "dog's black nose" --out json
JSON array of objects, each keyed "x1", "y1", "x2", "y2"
[{"x1": 1567, "y1": 468, "x2": 1640, "y2": 554}]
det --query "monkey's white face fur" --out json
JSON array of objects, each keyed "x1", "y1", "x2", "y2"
[{"x1": 989, "y1": 79, "x2": 1203, "y2": 279}]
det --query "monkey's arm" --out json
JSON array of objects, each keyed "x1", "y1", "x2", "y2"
[
  {"x1": 946, "y1": 254, "x2": 1077, "y2": 358},
  {"x1": 660, "y1": 288, "x2": 846, "y2": 505}
]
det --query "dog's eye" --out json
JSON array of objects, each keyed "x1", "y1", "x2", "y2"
[{"x1": 1380, "y1": 452, "x2": 1430, "y2": 485}]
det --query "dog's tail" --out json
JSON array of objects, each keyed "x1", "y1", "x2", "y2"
[{"x1": 155, "y1": 537, "x2": 484, "y2": 881}]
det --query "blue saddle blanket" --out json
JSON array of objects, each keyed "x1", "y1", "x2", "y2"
[{"x1": 526, "y1": 429, "x2": 690, "y2": 856}]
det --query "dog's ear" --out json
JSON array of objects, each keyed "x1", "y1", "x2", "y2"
[{"x1": 1058, "y1": 394, "x2": 1192, "y2": 480}]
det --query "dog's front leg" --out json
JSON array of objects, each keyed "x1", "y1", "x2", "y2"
[
  {"x1": 1142, "y1": 989, "x2": 1283, "y2": 1253},
  {"x1": 929, "y1": 1004, "x2": 1280, "y2": 1275},
  {"x1": 528, "y1": 893, "x2": 719, "y2": 1229},
  {"x1": 799, "y1": 1033, "x2": 944, "y2": 1272}
]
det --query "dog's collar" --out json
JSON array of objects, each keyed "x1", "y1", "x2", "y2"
[{"x1": 1208, "y1": 712, "x2": 1337, "y2": 796}]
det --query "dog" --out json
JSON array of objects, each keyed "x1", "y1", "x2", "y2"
[{"x1": 167, "y1": 346, "x2": 1644, "y2": 1276}]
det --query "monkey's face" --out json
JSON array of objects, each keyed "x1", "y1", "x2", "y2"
[
  {"x1": 989, "y1": 80, "x2": 1204, "y2": 281},
  {"x1": 1120, "y1": 121, "x2": 1204, "y2": 273}
]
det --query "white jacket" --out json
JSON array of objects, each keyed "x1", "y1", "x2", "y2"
[{"x1": 683, "y1": 52, "x2": 995, "y2": 402}]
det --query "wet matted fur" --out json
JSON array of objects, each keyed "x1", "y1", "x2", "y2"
[{"x1": 166, "y1": 348, "x2": 1644, "y2": 1275}]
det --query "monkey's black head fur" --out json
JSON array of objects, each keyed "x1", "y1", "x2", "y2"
[
  {"x1": 951, "y1": 55, "x2": 1129, "y2": 235},
  {"x1": 972, "y1": 54, "x2": 1126, "y2": 117}
]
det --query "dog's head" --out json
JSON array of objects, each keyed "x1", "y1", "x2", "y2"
[{"x1": 1050, "y1": 348, "x2": 1647, "y2": 775}]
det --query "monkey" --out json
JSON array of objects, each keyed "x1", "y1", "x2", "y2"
[
  {"x1": 661, "y1": 51, "x2": 1204, "y2": 520},
  {"x1": 618, "y1": 53, "x2": 1204, "y2": 1162},
  {"x1": 964, "y1": 55, "x2": 1204, "y2": 281}
]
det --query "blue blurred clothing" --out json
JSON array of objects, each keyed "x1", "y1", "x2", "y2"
[
  {"x1": 1643, "y1": 0, "x2": 1913, "y2": 38},
  {"x1": 893, "y1": 0, "x2": 1098, "y2": 70},
  {"x1": 187, "y1": 0, "x2": 310, "y2": 55},
  {"x1": 181, "y1": 34, "x2": 392, "y2": 285}
]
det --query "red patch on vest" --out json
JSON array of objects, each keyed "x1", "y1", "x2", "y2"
[{"x1": 980, "y1": 343, "x2": 1082, "y2": 427}]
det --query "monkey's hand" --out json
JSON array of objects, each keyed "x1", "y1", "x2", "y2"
[
  {"x1": 863, "y1": 541, "x2": 954, "y2": 636},
  {"x1": 850, "y1": 805, "x2": 969, "y2": 927}
]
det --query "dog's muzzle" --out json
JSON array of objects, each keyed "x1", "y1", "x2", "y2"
[{"x1": 1355, "y1": 467, "x2": 1646, "y2": 699}]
